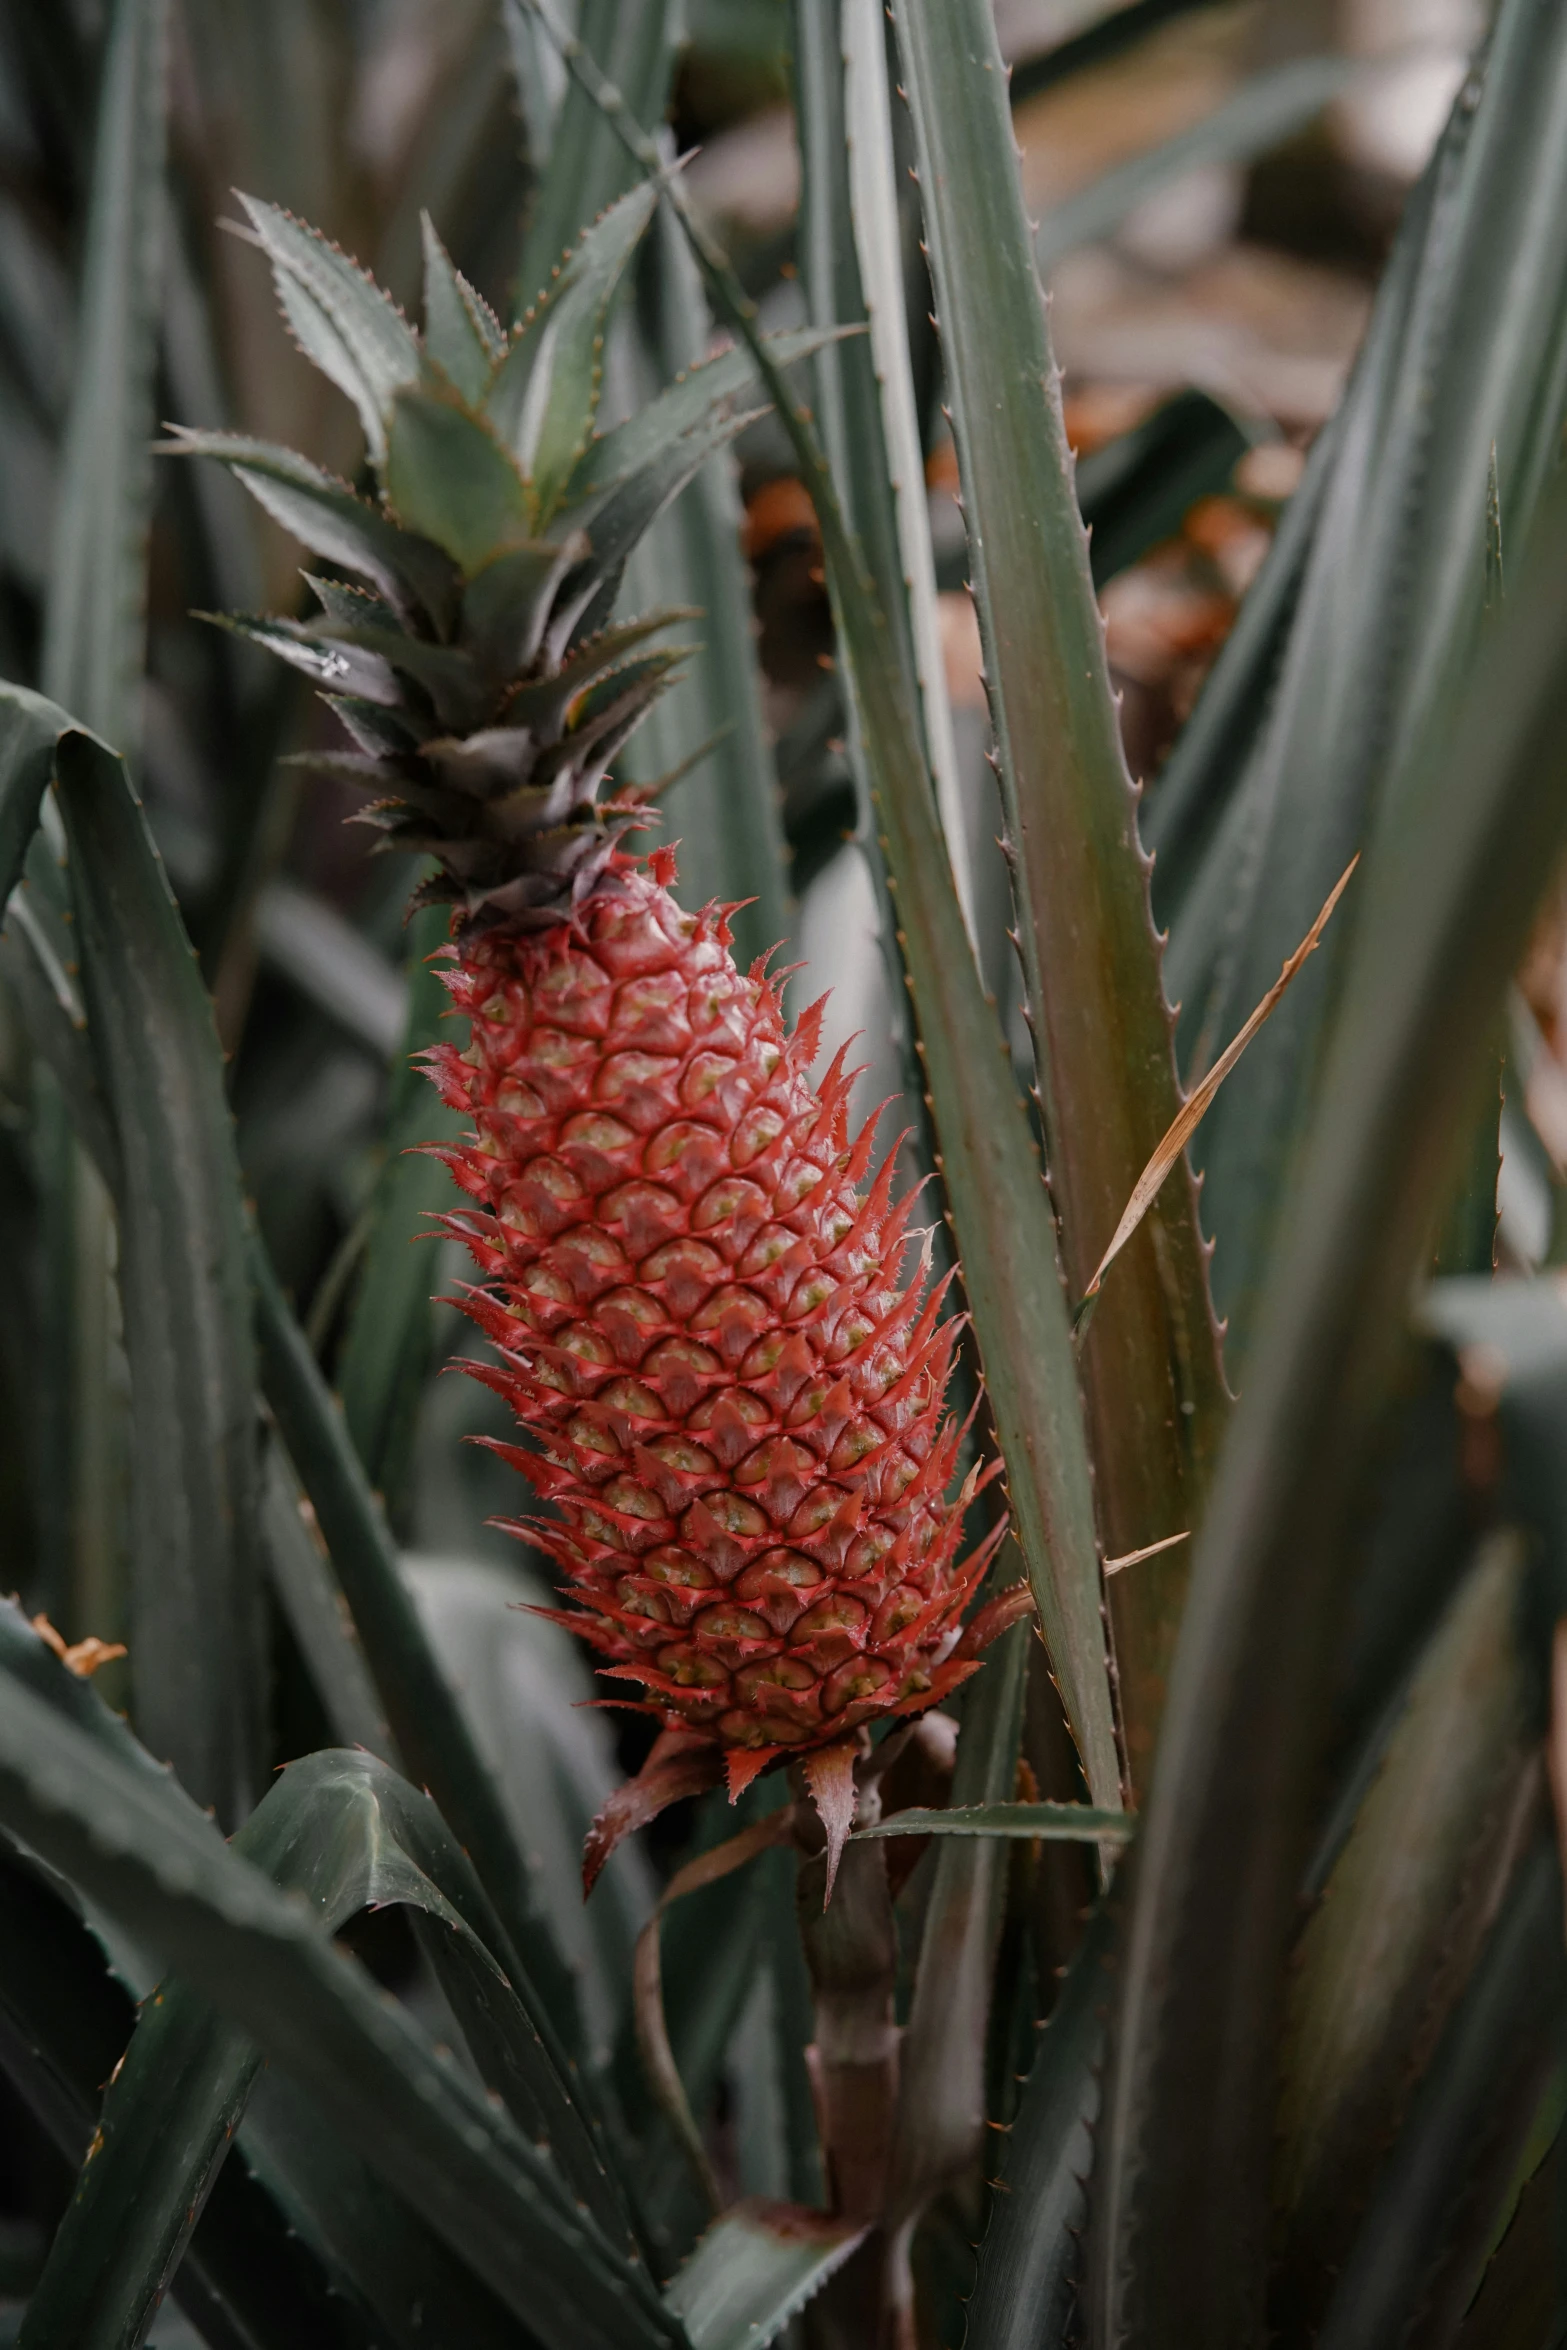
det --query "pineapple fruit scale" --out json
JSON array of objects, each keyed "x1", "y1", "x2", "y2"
[{"x1": 181, "y1": 186, "x2": 998, "y2": 1878}]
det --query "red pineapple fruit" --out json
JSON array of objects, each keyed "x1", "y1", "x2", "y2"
[
  {"x1": 180, "y1": 187, "x2": 1003, "y2": 1885},
  {"x1": 427, "y1": 851, "x2": 1001, "y2": 1879}
]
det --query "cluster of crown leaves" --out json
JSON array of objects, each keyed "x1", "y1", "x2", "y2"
[{"x1": 168, "y1": 190, "x2": 829, "y2": 929}]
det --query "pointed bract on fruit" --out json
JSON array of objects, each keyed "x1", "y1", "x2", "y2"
[{"x1": 180, "y1": 191, "x2": 987, "y2": 1871}]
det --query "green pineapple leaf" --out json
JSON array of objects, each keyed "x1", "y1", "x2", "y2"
[
  {"x1": 260, "y1": 1439, "x2": 396, "y2": 1760},
  {"x1": 569, "y1": 325, "x2": 846, "y2": 500},
  {"x1": 1087, "y1": 470, "x2": 1567, "y2": 2333},
  {"x1": 461, "y1": 536, "x2": 592, "y2": 679},
  {"x1": 250, "y1": 1241, "x2": 586, "y2": 2055},
  {"x1": 663, "y1": 2202, "x2": 865, "y2": 2350},
  {"x1": 0, "y1": 1668, "x2": 685, "y2": 2350},
  {"x1": 0, "y1": 689, "x2": 264, "y2": 1827},
  {"x1": 487, "y1": 176, "x2": 659, "y2": 516},
  {"x1": 1273, "y1": 1533, "x2": 1534, "y2": 2325},
  {"x1": 161, "y1": 428, "x2": 461, "y2": 637},
  {"x1": 963, "y1": 1902, "x2": 1119, "y2": 2350},
  {"x1": 420, "y1": 210, "x2": 504, "y2": 405},
  {"x1": 237, "y1": 192, "x2": 423, "y2": 465},
  {"x1": 547, "y1": 396, "x2": 768, "y2": 663},
  {"x1": 891, "y1": 0, "x2": 1230, "y2": 1792},
  {"x1": 1313, "y1": 1840, "x2": 1565, "y2": 2348},
  {"x1": 20, "y1": 1744, "x2": 640, "y2": 2348},
  {"x1": 1150, "y1": 0, "x2": 1567, "y2": 1369},
  {"x1": 385, "y1": 384, "x2": 536, "y2": 572},
  {"x1": 612, "y1": 200, "x2": 793, "y2": 971},
  {"x1": 0, "y1": 1771, "x2": 381, "y2": 2348},
  {"x1": 888, "y1": 1622, "x2": 1029, "y2": 2222}
]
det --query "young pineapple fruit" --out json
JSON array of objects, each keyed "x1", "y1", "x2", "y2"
[{"x1": 182, "y1": 191, "x2": 996, "y2": 1878}]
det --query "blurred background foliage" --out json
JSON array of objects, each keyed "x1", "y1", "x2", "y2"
[{"x1": 3, "y1": 0, "x2": 1566, "y2": 2336}]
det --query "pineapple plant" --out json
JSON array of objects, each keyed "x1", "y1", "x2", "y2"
[
  {"x1": 0, "y1": 0, "x2": 1566, "y2": 2346},
  {"x1": 173, "y1": 186, "x2": 997, "y2": 1884}
]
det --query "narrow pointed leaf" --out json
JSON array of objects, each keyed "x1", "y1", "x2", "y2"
[
  {"x1": 0, "y1": 690, "x2": 262, "y2": 1826},
  {"x1": 853, "y1": 1801, "x2": 1134, "y2": 1842},
  {"x1": 0, "y1": 1838, "x2": 386, "y2": 2350},
  {"x1": 1087, "y1": 474, "x2": 1567, "y2": 2338},
  {"x1": 0, "y1": 1678, "x2": 684, "y2": 2350},
  {"x1": 515, "y1": 0, "x2": 683, "y2": 324},
  {"x1": 335, "y1": 904, "x2": 464, "y2": 1518},
  {"x1": 236, "y1": 2070, "x2": 531, "y2": 2350},
  {"x1": 888, "y1": 1622, "x2": 1029, "y2": 2217},
  {"x1": 963, "y1": 1902, "x2": 1119, "y2": 2350},
  {"x1": 385, "y1": 386, "x2": 534, "y2": 573},
  {"x1": 250, "y1": 1237, "x2": 583, "y2": 2055},
  {"x1": 891, "y1": 0, "x2": 1230, "y2": 1792},
  {"x1": 421, "y1": 211, "x2": 503, "y2": 405},
  {"x1": 489, "y1": 179, "x2": 658, "y2": 513},
  {"x1": 237, "y1": 194, "x2": 422, "y2": 465},
  {"x1": 1316, "y1": 1840, "x2": 1567, "y2": 2350},
  {"x1": 22, "y1": 1745, "x2": 637, "y2": 2349},
  {"x1": 162, "y1": 431, "x2": 460, "y2": 637},
  {"x1": 615, "y1": 203, "x2": 792, "y2": 971},
  {"x1": 41, "y1": 0, "x2": 168, "y2": 753},
  {"x1": 570, "y1": 327, "x2": 842, "y2": 502},
  {"x1": 1274, "y1": 1533, "x2": 1535, "y2": 2321},
  {"x1": 259, "y1": 1439, "x2": 395, "y2": 1761},
  {"x1": 842, "y1": 0, "x2": 974, "y2": 933},
  {"x1": 663, "y1": 2204, "x2": 865, "y2": 2350},
  {"x1": 1156, "y1": 2, "x2": 1567, "y2": 1369}
]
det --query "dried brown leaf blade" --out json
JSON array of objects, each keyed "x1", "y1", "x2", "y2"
[{"x1": 1077, "y1": 857, "x2": 1359, "y2": 1328}]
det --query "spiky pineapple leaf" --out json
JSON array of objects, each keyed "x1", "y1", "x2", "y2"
[
  {"x1": 1313, "y1": 1841, "x2": 1566, "y2": 2350},
  {"x1": 792, "y1": 0, "x2": 930, "y2": 1165},
  {"x1": 514, "y1": 0, "x2": 685, "y2": 326},
  {"x1": 891, "y1": 0, "x2": 1229, "y2": 1793},
  {"x1": 1153, "y1": 1, "x2": 1567, "y2": 1370},
  {"x1": 335, "y1": 902, "x2": 464, "y2": 1522},
  {"x1": 385, "y1": 384, "x2": 535, "y2": 573},
  {"x1": 42, "y1": 0, "x2": 167, "y2": 754},
  {"x1": 547, "y1": 398, "x2": 769, "y2": 662},
  {"x1": 662, "y1": 2203, "x2": 865, "y2": 2350},
  {"x1": 237, "y1": 2069, "x2": 531, "y2": 2350},
  {"x1": 570, "y1": 327, "x2": 844, "y2": 502},
  {"x1": 250, "y1": 1239, "x2": 584, "y2": 2057},
  {"x1": 237, "y1": 193, "x2": 423, "y2": 465},
  {"x1": 611, "y1": 219, "x2": 795, "y2": 969},
  {"x1": 0, "y1": 692, "x2": 65, "y2": 905},
  {"x1": 161, "y1": 429, "x2": 460, "y2": 637},
  {"x1": 963, "y1": 1901, "x2": 1119, "y2": 2350},
  {"x1": 841, "y1": 0, "x2": 972, "y2": 928},
  {"x1": 1273, "y1": 1533, "x2": 1534, "y2": 2323},
  {"x1": 209, "y1": 608, "x2": 404, "y2": 704},
  {"x1": 1137, "y1": 396, "x2": 1340, "y2": 921},
  {"x1": 0, "y1": 1674, "x2": 685, "y2": 2350},
  {"x1": 259, "y1": 1438, "x2": 396, "y2": 1760},
  {"x1": 421, "y1": 211, "x2": 504, "y2": 405},
  {"x1": 852, "y1": 1800, "x2": 1135, "y2": 1841},
  {"x1": 517, "y1": 0, "x2": 1124, "y2": 1811},
  {"x1": 0, "y1": 688, "x2": 262, "y2": 1825},
  {"x1": 488, "y1": 177, "x2": 659, "y2": 516},
  {"x1": 0, "y1": 1831, "x2": 380, "y2": 2350},
  {"x1": 1085, "y1": 476, "x2": 1567, "y2": 2334},
  {"x1": 888, "y1": 1622, "x2": 1029, "y2": 2220},
  {"x1": 22, "y1": 1745, "x2": 637, "y2": 2347}
]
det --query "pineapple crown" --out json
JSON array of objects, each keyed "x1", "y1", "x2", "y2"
[{"x1": 167, "y1": 189, "x2": 827, "y2": 932}]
